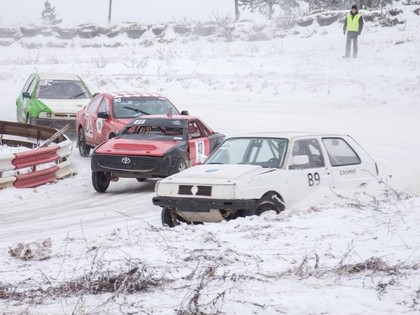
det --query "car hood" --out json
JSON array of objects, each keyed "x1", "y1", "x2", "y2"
[
  {"x1": 95, "y1": 138, "x2": 181, "y2": 156},
  {"x1": 39, "y1": 98, "x2": 90, "y2": 114},
  {"x1": 163, "y1": 164, "x2": 275, "y2": 185}
]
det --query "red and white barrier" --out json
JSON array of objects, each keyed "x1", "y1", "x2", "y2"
[{"x1": 0, "y1": 121, "x2": 73, "y2": 189}]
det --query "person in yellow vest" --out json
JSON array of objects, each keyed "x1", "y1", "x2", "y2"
[{"x1": 343, "y1": 5, "x2": 364, "y2": 58}]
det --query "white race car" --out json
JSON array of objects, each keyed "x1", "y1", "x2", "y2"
[{"x1": 152, "y1": 132, "x2": 380, "y2": 227}]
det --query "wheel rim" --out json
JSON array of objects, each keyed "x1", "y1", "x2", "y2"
[{"x1": 178, "y1": 160, "x2": 187, "y2": 172}]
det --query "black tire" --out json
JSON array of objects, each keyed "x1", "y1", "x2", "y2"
[
  {"x1": 136, "y1": 178, "x2": 145, "y2": 182},
  {"x1": 92, "y1": 171, "x2": 111, "y2": 193},
  {"x1": 171, "y1": 157, "x2": 188, "y2": 175},
  {"x1": 254, "y1": 193, "x2": 284, "y2": 216},
  {"x1": 78, "y1": 128, "x2": 91, "y2": 157},
  {"x1": 161, "y1": 207, "x2": 180, "y2": 227}
]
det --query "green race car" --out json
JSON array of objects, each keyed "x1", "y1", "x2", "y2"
[{"x1": 16, "y1": 73, "x2": 92, "y2": 131}]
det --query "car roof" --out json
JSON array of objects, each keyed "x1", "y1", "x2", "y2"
[
  {"x1": 103, "y1": 91, "x2": 167, "y2": 98},
  {"x1": 35, "y1": 73, "x2": 82, "y2": 81},
  {"x1": 228, "y1": 131, "x2": 351, "y2": 141}
]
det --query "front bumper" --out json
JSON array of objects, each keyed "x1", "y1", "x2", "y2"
[
  {"x1": 28, "y1": 117, "x2": 76, "y2": 133},
  {"x1": 152, "y1": 196, "x2": 256, "y2": 212},
  {"x1": 91, "y1": 153, "x2": 174, "y2": 178}
]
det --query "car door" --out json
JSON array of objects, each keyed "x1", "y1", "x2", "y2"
[
  {"x1": 93, "y1": 96, "x2": 111, "y2": 144},
  {"x1": 82, "y1": 95, "x2": 103, "y2": 144},
  {"x1": 20, "y1": 75, "x2": 38, "y2": 123},
  {"x1": 321, "y1": 137, "x2": 372, "y2": 191},
  {"x1": 187, "y1": 120, "x2": 210, "y2": 165},
  {"x1": 284, "y1": 138, "x2": 335, "y2": 207},
  {"x1": 16, "y1": 75, "x2": 36, "y2": 122}
]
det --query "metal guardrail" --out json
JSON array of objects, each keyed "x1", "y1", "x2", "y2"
[{"x1": 0, "y1": 120, "x2": 73, "y2": 189}]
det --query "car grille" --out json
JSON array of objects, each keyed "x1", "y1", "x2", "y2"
[
  {"x1": 178, "y1": 185, "x2": 212, "y2": 196},
  {"x1": 96, "y1": 154, "x2": 161, "y2": 171}
]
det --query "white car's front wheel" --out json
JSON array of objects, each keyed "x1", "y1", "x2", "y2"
[
  {"x1": 254, "y1": 192, "x2": 284, "y2": 216},
  {"x1": 161, "y1": 207, "x2": 180, "y2": 227}
]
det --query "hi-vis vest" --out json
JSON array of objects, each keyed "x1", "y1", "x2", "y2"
[{"x1": 346, "y1": 13, "x2": 361, "y2": 32}]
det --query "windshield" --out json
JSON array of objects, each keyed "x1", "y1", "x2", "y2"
[
  {"x1": 38, "y1": 80, "x2": 90, "y2": 99},
  {"x1": 113, "y1": 97, "x2": 179, "y2": 118},
  {"x1": 120, "y1": 118, "x2": 188, "y2": 141},
  {"x1": 205, "y1": 137, "x2": 288, "y2": 168}
]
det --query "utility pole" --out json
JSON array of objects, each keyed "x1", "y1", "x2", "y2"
[
  {"x1": 108, "y1": 0, "x2": 112, "y2": 24},
  {"x1": 235, "y1": 0, "x2": 240, "y2": 21}
]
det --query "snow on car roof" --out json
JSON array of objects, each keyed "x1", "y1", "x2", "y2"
[
  {"x1": 228, "y1": 131, "x2": 350, "y2": 140},
  {"x1": 107, "y1": 91, "x2": 165, "y2": 98},
  {"x1": 36, "y1": 73, "x2": 82, "y2": 81}
]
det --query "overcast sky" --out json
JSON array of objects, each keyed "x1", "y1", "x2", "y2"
[{"x1": 0, "y1": 0, "x2": 234, "y2": 26}]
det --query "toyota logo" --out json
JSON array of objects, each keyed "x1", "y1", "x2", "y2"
[{"x1": 121, "y1": 157, "x2": 131, "y2": 164}]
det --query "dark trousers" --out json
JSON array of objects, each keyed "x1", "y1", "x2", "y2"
[{"x1": 345, "y1": 32, "x2": 359, "y2": 57}]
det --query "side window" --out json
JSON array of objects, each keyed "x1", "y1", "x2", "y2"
[
  {"x1": 87, "y1": 96, "x2": 103, "y2": 114},
  {"x1": 196, "y1": 120, "x2": 211, "y2": 137},
  {"x1": 290, "y1": 139, "x2": 325, "y2": 169},
  {"x1": 27, "y1": 77, "x2": 38, "y2": 96},
  {"x1": 98, "y1": 98, "x2": 109, "y2": 113},
  {"x1": 22, "y1": 76, "x2": 35, "y2": 92},
  {"x1": 188, "y1": 121, "x2": 202, "y2": 139},
  {"x1": 322, "y1": 138, "x2": 361, "y2": 166}
]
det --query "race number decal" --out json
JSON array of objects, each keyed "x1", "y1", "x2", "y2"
[
  {"x1": 307, "y1": 172, "x2": 321, "y2": 186},
  {"x1": 96, "y1": 118, "x2": 103, "y2": 134},
  {"x1": 133, "y1": 119, "x2": 146, "y2": 125},
  {"x1": 85, "y1": 114, "x2": 94, "y2": 138},
  {"x1": 195, "y1": 140, "x2": 206, "y2": 164}
]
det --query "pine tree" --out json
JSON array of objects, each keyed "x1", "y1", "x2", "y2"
[{"x1": 41, "y1": 0, "x2": 62, "y2": 25}]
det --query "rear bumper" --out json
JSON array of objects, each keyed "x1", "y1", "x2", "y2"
[{"x1": 152, "y1": 196, "x2": 256, "y2": 212}]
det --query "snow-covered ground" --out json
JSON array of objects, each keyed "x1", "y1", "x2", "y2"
[{"x1": 0, "y1": 4, "x2": 419, "y2": 314}]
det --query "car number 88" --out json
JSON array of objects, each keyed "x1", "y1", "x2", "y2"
[{"x1": 307, "y1": 172, "x2": 321, "y2": 186}]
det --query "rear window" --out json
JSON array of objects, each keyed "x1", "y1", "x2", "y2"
[{"x1": 322, "y1": 138, "x2": 361, "y2": 166}]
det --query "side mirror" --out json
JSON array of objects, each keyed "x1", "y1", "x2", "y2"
[
  {"x1": 181, "y1": 110, "x2": 189, "y2": 115},
  {"x1": 292, "y1": 155, "x2": 309, "y2": 166},
  {"x1": 97, "y1": 111, "x2": 109, "y2": 119},
  {"x1": 22, "y1": 92, "x2": 31, "y2": 99}
]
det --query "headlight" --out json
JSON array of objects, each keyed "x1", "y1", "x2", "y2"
[{"x1": 38, "y1": 112, "x2": 53, "y2": 118}]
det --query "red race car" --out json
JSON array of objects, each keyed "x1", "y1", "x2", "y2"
[
  {"x1": 90, "y1": 114, "x2": 225, "y2": 192},
  {"x1": 75, "y1": 91, "x2": 186, "y2": 156}
]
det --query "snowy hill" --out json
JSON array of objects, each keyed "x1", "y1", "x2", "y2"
[{"x1": 0, "y1": 3, "x2": 419, "y2": 314}]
